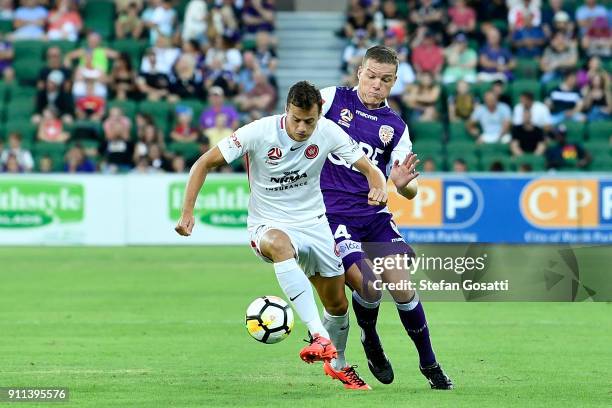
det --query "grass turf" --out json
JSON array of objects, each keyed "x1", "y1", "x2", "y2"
[{"x1": 0, "y1": 246, "x2": 610, "y2": 407}]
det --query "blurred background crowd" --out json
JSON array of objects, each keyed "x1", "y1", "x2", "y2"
[
  {"x1": 0, "y1": 0, "x2": 610, "y2": 174},
  {"x1": 0, "y1": 0, "x2": 278, "y2": 174},
  {"x1": 339, "y1": 0, "x2": 611, "y2": 172}
]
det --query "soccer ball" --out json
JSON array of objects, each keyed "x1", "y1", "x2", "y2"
[{"x1": 245, "y1": 296, "x2": 294, "y2": 344}]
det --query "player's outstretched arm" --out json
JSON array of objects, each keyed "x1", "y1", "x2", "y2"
[
  {"x1": 175, "y1": 146, "x2": 228, "y2": 236},
  {"x1": 390, "y1": 153, "x2": 420, "y2": 200},
  {"x1": 353, "y1": 156, "x2": 388, "y2": 206}
]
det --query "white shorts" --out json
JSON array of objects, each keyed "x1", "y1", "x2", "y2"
[{"x1": 248, "y1": 217, "x2": 344, "y2": 278}]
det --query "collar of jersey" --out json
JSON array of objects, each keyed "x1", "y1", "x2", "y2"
[{"x1": 352, "y1": 86, "x2": 390, "y2": 111}]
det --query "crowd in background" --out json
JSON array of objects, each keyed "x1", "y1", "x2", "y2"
[
  {"x1": 340, "y1": 0, "x2": 611, "y2": 171},
  {"x1": 0, "y1": 0, "x2": 278, "y2": 173}
]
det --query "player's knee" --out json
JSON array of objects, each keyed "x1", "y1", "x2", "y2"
[
  {"x1": 259, "y1": 230, "x2": 295, "y2": 262},
  {"x1": 324, "y1": 296, "x2": 348, "y2": 316}
]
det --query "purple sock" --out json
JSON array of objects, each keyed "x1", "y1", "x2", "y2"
[
  {"x1": 351, "y1": 291, "x2": 381, "y2": 343},
  {"x1": 396, "y1": 293, "x2": 436, "y2": 367}
]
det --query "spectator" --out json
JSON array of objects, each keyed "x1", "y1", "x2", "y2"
[
  {"x1": 136, "y1": 48, "x2": 171, "y2": 100},
  {"x1": 448, "y1": 80, "x2": 476, "y2": 122},
  {"x1": 37, "y1": 47, "x2": 71, "y2": 92},
  {"x1": 181, "y1": 0, "x2": 207, "y2": 43},
  {"x1": 134, "y1": 122, "x2": 164, "y2": 162},
  {"x1": 452, "y1": 158, "x2": 468, "y2": 172},
  {"x1": 243, "y1": 0, "x2": 275, "y2": 36},
  {"x1": 64, "y1": 32, "x2": 119, "y2": 75},
  {"x1": 235, "y1": 70, "x2": 277, "y2": 120},
  {"x1": 143, "y1": 0, "x2": 176, "y2": 45},
  {"x1": 549, "y1": 10, "x2": 575, "y2": 40},
  {"x1": 403, "y1": 71, "x2": 440, "y2": 122},
  {"x1": 546, "y1": 70, "x2": 585, "y2": 125},
  {"x1": 205, "y1": 34, "x2": 243, "y2": 73},
  {"x1": 47, "y1": 0, "x2": 82, "y2": 42},
  {"x1": 181, "y1": 39, "x2": 204, "y2": 66},
  {"x1": 447, "y1": 0, "x2": 476, "y2": 37},
  {"x1": 382, "y1": 27, "x2": 408, "y2": 63},
  {"x1": 508, "y1": 0, "x2": 541, "y2": 31},
  {"x1": 132, "y1": 157, "x2": 157, "y2": 173},
  {"x1": 64, "y1": 144, "x2": 96, "y2": 173},
  {"x1": 186, "y1": 135, "x2": 210, "y2": 168},
  {"x1": 170, "y1": 105, "x2": 198, "y2": 143},
  {"x1": 342, "y1": 29, "x2": 371, "y2": 74},
  {"x1": 209, "y1": 1, "x2": 240, "y2": 40},
  {"x1": 110, "y1": 53, "x2": 137, "y2": 100},
  {"x1": 478, "y1": 27, "x2": 515, "y2": 82},
  {"x1": 147, "y1": 143, "x2": 170, "y2": 172},
  {"x1": 115, "y1": 1, "x2": 145, "y2": 39},
  {"x1": 72, "y1": 53, "x2": 108, "y2": 101},
  {"x1": 511, "y1": 12, "x2": 546, "y2": 57},
  {"x1": 75, "y1": 79, "x2": 106, "y2": 121},
  {"x1": 577, "y1": 56, "x2": 609, "y2": 88},
  {"x1": 254, "y1": 30, "x2": 278, "y2": 82},
  {"x1": 2, "y1": 153, "x2": 22, "y2": 173},
  {"x1": 103, "y1": 107, "x2": 132, "y2": 141},
  {"x1": 511, "y1": 110, "x2": 547, "y2": 156},
  {"x1": 409, "y1": 0, "x2": 444, "y2": 35},
  {"x1": 546, "y1": 125, "x2": 591, "y2": 169},
  {"x1": 518, "y1": 163, "x2": 533, "y2": 172},
  {"x1": 468, "y1": 91, "x2": 512, "y2": 144},
  {"x1": 489, "y1": 160, "x2": 505, "y2": 171},
  {"x1": 374, "y1": 0, "x2": 407, "y2": 40},
  {"x1": 145, "y1": 35, "x2": 180, "y2": 76},
  {"x1": 422, "y1": 157, "x2": 436, "y2": 172},
  {"x1": 0, "y1": 0, "x2": 14, "y2": 21},
  {"x1": 442, "y1": 33, "x2": 477, "y2": 84},
  {"x1": 491, "y1": 79, "x2": 512, "y2": 106},
  {"x1": 477, "y1": 0, "x2": 508, "y2": 23},
  {"x1": 204, "y1": 54, "x2": 239, "y2": 97},
  {"x1": 204, "y1": 113, "x2": 233, "y2": 147},
  {"x1": 34, "y1": 69, "x2": 74, "y2": 124},
  {"x1": 512, "y1": 91, "x2": 553, "y2": 132},
  {"x1": 237, "y1": 51, "x2": 259, "y2": 94},
  {"x1": 12, "y1": 0, "x2": 47, "y2": 40},
  {"x1": 199, "y1": 86, "x2": 239, "y2": 130},
  {"x1": 581, "y1": 16, "x2": 611, "y2": 58},
  {"x1": 168, "y1": 53, "x2": 204, "y2": 101},
  {"x1": 582, "y1": 73, "x2": 612, "y2": 121},
  {"x1": 0, "y1": 33, "x2": 14, "y2": 82},
  {"x1": 99, "y1": 124, "x2": 135, "y2": 173},
  {"x1": 0, "y1": 133, "x2": 34, "y2": 172},
  {"x1": 539, "y1": 31, "x2": 577, "y2": 84},
  {"x1": 116, "y1": 0, "x2": 143, "y2": 13},
  {"x1": 171, "y1": 155, "x2": 186, "y2": 173},
  {"x1": 37, "y1": 107, "x2": 69, "y2": 143},
  {"x1": 542, "y1": 0, "x2": 574, "y2": 38},
  {"x1": 411, "y1": 29, "x2": 444, "y2": 76},
  {"x1": 575, "y1": 0, "x2": 608, "y2": 35},
  {"x1": 38, "y1": 155, "x2": 53, "y2": 173},
  {"x1": 343, "y1": 3, "x2": 375, "y2": 39}
]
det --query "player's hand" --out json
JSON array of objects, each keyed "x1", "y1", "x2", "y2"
[
  {"x1": 175, "y1": 213, "x2": 195, "y2": 236},
  {"x1": 389, "y1": 153, "x2": 420, "y2": 189},
  {"x1": 367, "y1": 187, "x2": 387, "y2": 206}
]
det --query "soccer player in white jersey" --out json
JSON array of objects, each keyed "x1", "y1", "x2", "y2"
[{"x1": 175, "y1": 81, "x2": 415, "y2": 389}]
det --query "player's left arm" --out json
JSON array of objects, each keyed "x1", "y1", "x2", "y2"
[{"x1": 389, "y1": 126, "x2": 420, "y2": 200}]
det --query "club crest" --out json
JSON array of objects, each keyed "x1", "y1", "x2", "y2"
[{"x1": 379, "y1": 125, "x2": 394, "y2": 145}]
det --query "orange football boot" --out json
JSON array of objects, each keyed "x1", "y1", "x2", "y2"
[
  {"x1": 299, "y1": 333, "x2": 337, "y2": 363},
  {"x1": 323, "y1": 361, "x2": 372, "y2": 390}
]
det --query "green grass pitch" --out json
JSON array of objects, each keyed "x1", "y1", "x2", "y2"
[{"x1": 0, "y1": 246, "x2": 610, "y2": 407}]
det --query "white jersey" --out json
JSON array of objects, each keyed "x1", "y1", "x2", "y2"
[{"x1": 218, "y1": 114, "x2": 365, "y2": 227}]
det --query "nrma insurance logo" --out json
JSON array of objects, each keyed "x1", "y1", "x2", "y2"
[
  {"x1": 388, "y1": 178, "x2": 483, "y2": 228},
  {"x1": 169, "y1": 179, "x2": 249, "y2": 228},
  {"x1": 0, "y1": 181, "x2": 84, "y2": 228},
  {"x1": 520, "y1": 179, "x2": 612, "y2": 228}
]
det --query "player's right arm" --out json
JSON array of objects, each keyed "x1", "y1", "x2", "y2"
[
  {"x1": 175, "y1": 122, "x2": 259, "y2": 236},
  {"x1": 175, "y1": 146, "x2": 227, "y2": 236}
]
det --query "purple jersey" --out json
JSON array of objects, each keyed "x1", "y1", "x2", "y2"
[{"x1": 320, "y1": 86, "x2": 413, "y2": 216}]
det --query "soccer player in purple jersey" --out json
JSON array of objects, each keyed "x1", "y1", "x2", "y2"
[{"x1": 319, "y1": 45, "x2": 453, "y2": 389}]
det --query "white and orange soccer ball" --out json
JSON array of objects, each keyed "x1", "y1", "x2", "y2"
[{"x1": 245, "y1": 296, "x2": 294, "y2": 344}]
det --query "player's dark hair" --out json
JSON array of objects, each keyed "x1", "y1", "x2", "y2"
[
  {"x1": 286, "y1": 81, "x2": 322, "y2": 113},
  {"x1": 362, "y1": 45, "x2": 399, "y2": 70}
]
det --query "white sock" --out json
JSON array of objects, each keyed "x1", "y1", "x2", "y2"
[
  {"x1": 323, "y1": 309, "x2": 349, "y2": 370},
  {"x1": 273, "y1": 259, "x2": 329, "y2": 338}
]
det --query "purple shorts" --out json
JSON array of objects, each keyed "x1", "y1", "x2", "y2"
[{"x1": 327, "y1": 212, "x2": 414, "y2": 271}]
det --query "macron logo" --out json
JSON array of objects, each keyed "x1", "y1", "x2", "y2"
[{"x1": 356, "y1": 110, "x2": 378, "y2": 121}]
